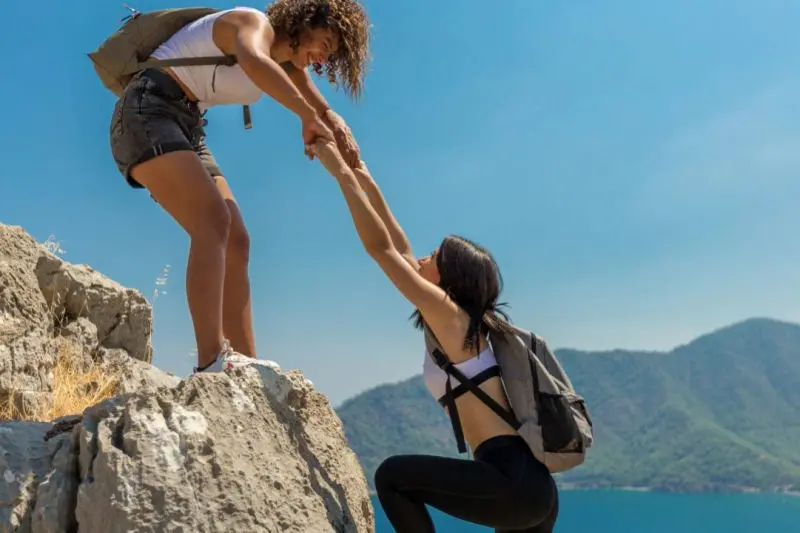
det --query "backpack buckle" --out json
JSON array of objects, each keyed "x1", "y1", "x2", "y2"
[{"x1": 120, "y1": 3, "x2": 141, "y2": 23}]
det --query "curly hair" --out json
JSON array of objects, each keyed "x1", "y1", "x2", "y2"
[{"x1": 266, "y1": 0, "x2": 371, "y2": 100}]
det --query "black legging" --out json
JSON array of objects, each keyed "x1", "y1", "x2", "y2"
[{"x1": 374, "y1": 434, "x2": 559, "y2": 532}]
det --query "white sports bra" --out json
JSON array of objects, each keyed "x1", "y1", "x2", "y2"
[
  {"x1": 423, "y1": 341, "x2": 500, "y2": 404},
  {"x1": 149, "y1": 7, "x2": 265, "y2": 110}
]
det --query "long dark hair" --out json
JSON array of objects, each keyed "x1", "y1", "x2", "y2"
[{"x1": 411, "y1": 235, "x2": 516, "y2": 352}]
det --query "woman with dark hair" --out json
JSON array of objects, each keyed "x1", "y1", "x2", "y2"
[
  {"x1": 107, "y1": 0, "x2": 371, "y2": 373},
  {"x1": 307, "y1": 138, "x2": 560, "y2": 532}
]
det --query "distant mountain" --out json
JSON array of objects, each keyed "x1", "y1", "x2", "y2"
[{"x1": 335, "y1": 317, "x2": 800, "y2": 493}]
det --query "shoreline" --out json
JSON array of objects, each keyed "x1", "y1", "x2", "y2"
[
  {"x1": 367, "y1": 485, "x2": 800, "y2": 497},
  {"x1": 557, "y1": 485, "x2": 800, "y2": 496}
]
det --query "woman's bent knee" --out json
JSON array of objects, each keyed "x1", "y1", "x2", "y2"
[
  {"x1": 130, "y1": 150, "x2": 231, "y2": 243},
  {"x1": 226, "y1": 217, "x2": 250, "y2": 263},
  {"x1": 200, "y1": 203, "x2": 232, "y2": 247},
  {"x1": 374, "y1": 456, "x2": 402, "y2": 494},
  {"x1": 211, "y1": 176, "x2": 249, "y2": 262}
]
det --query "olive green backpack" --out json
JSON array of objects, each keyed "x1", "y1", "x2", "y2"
[{"x1": 88, "y1": 5, "x2": 252, "y2": 128}]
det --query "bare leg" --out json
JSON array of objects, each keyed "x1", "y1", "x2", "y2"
[
  {"x1": 130, "y1": 151, "x2": 231, "y2": 368},
  {"x1": 213, "y1": 175, "x2": 257, "y2": 358}
]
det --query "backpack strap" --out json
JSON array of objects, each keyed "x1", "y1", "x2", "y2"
[
  {"x1": 424, "y1": 326, "x2": 522, "y2": 454},
  {"x1": 123, "y1": 54, "x2": 238, "y2": 74},
  {"x1": 430, "y1": 348, "x2": 521, "y2": 430},
  {"x1": 438, "y1": 366, "x2": 501, "y2": 404},
  {"x1": 440, "y1": 373, "x2": 466, "y2": 453},
  {"x1": 527, "y1": 332, "x2": 544, "y2": 416},
  {"x1": 123, "y1": 55, "x2": 252, "y2": 130}
]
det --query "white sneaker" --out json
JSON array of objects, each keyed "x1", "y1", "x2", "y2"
[{"x1": 193, "y1": 340, "x2": 281, "y2": 374}]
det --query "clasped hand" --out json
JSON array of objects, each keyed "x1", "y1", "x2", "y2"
[
  {"x1": 307, "y1": 137, "x2": 370, "y2": 181},
  {"x1": 302, "y1": 109, "x2": 360, "y2": 168}
]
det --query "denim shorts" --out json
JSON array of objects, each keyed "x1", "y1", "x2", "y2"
[{"x1": 109, "y1": 68, "x2": 222, "y2": 187}]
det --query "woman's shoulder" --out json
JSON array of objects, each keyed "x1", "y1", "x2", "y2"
[
  {"x1": 424, "y1": 311, "x2": 491, "y2": 362},
  {"x1": 227, "y1": 6, "x2": 267, "y2": 17},
  {"x1": 217, "y1": 6, "x2": 271, "y2": 26}
]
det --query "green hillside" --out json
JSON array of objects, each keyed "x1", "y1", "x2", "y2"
[{"x1": 335, "y1": 317, "x2": 800, "y2": 493}]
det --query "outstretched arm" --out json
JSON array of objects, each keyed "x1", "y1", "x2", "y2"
[
  {"x1": 215, "y1": 9, "x2": 332, "y2": 144},
  {"x1": 281, "y1": 61, "x2": 361, "y2": 167},
  {"x1": 310, "y1": 139, "x2": 455, "y2": 324},
  {"x1": 216, "y1": 10, "x2": 315, "y2": 121},
  {"x1": 349, "y1": 162, "x2": 416, "y2": 266},
  {"x1": 276, "y1": 73, "x2": 411, "y2": 264},
  {"x1": 280, "y1": 61, "x2": 330, "y2": 115}
]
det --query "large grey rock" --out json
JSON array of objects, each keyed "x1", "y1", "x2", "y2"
[
  {"x1": 58, "y1": 318, "x2": 99, "y2": 370},
  {"x1": 31, "y1": 428, "x2": 79, "y2": 533},
  {"x1": 0, "y1": 416, "x2": 81, "y2": 533},
  {"x1": 1, "y1": 222, "x2": 374, "y2": 532},
  {"x1": 0, "y1": 222, "x2": 156, "y2": 416},
  {"x1": 0, "y1": 420, "x2": 62, "y2": 532},
  {"x1": 0, "y1": 225, "x2": 56, "y2": 415},
  {"x1": 97, "y1": 348, "x2": 180, "y2": 395},
  {"x1": 74, "y1": 363, "x2": 374, "y2": 533},
  {"x1": 2, "y1": 363, "x2": 374, "y2": 533},
  {"x1": 35, "y1": 250, "x2": 153, "y2": 363}
]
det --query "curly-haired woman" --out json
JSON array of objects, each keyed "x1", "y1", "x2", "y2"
[{"x1": 108, "y1": 1, "x2": 371, "y2": 373}]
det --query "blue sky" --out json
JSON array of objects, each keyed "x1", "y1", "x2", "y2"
[{"x1": 2, "y1": 0, "x2": 800, "y2": 405}]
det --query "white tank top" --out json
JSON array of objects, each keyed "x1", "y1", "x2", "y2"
[
  {"x1": 149, "y1": 7, "x2": 265, "y2": 110},
  {"x1": 423, "y1": 342, "x2": 499, "y2": 402}
]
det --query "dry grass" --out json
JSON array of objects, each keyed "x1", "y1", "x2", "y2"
[
  {"x1": 0, "y1": 338, "x2": 122, "y2": 422},
  {"x1": 1, "y1": 234, "x2": 156, "y2": 424}
]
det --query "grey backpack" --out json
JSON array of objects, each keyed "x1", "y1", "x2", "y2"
[{"x1": 424, "y1": 323, "x2": 594, "y2": 473}]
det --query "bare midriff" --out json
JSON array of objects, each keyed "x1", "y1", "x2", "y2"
[{"x1": 446, "y1": 375, "x2": 520, "y2": 453}]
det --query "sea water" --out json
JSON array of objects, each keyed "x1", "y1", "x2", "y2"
[{"x1": 371, "y1": 490, "x2": 800, "y2": 532}]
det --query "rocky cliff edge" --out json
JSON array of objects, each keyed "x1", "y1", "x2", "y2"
[{"x1": 0, "y1": 223, "x2": 374, "y2": 533}]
